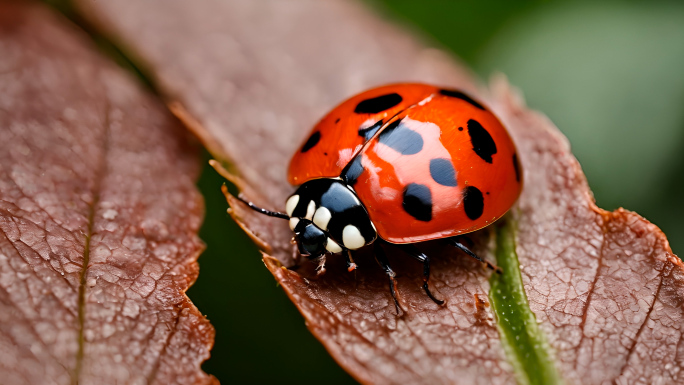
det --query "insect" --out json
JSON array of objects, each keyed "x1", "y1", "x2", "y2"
[{"x1": 235, "y1": 83, "x2": 522, "y2": 313}]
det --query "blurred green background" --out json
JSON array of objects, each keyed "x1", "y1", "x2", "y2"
[{"x1": 187, "y1": 1, "x2": 684, "y2": 383}]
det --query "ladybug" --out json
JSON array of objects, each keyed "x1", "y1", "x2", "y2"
[{"x1": 236, "y1": 83, "x2": 522, "y2": 313}]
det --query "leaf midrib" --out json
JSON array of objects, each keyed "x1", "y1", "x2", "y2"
[
  {"x1": 73, "y1": 101, "x2": 110, "y2": 385},
  {"x1": 490, "y1": 217, "x2": 564, "y2": 385}
]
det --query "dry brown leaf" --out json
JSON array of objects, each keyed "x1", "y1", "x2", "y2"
[
  {"x1": 71, "y1": 0, "x2": 684, "y2": 384},
  {"x1": 0, "y1": 2, "x2": 215, "y2": 384}
]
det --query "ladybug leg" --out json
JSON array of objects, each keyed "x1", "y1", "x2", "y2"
[
  {"x1": 373, "y1": 242, "x2": 401, "y2": 314},
  {"x1": 397, "y1": 244, "x2": 445, "y2": 306},
  {"x1": 314, "y1": 254, "x2": 327, "y2": 275},
  {"x1": 343, "y1": 249, "x2": 358, "y2": 272},
  {"x1": 447, "y1": 238, "x2": 502, "y2": 274}
]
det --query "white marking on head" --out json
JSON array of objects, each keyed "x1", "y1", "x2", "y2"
[
  {"x1": 305, "y1": 200, "x2": 316, "y2": 220},
  {"x1": 312, "y1": 207, "x2": 332, "y2": 231},
  {"x1": 342, "y1": 225, "x2": 365, "y2": 250},
  {"x1": 289, "y1": 217, "x2": 300, "y2": 231},
  {"x1": 286, "y1": 195, "x2": 299, "y2": 217},
  {"x1": 325, "y1": 238, "x2": 342, "y2": 253}
]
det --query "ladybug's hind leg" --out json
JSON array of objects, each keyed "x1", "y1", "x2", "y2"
[
  {"x1": 447, "y1": 237, "x2": 502, "y2": 274},
  {"x1": 373, "y1": 242, "x2": 401, "y2": 314},
  {"x1": 395, "y1": 244, "x2": 445, "y2": 306}
]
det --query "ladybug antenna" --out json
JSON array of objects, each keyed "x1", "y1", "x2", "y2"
[{"x1": 234, "y1": 194, "x2": 289, "y2": 220}]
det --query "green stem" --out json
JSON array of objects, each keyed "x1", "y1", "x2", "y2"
[{"x1": 490, "y1": 218, "x2": 563, "y2": 385}]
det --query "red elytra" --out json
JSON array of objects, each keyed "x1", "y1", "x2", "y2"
[
  {"x1": 288, "y1": 83, "x2": 439, "y2": 185},
  {"x1": 288, "y1": 83, "x2": 522, "y2": 244}
]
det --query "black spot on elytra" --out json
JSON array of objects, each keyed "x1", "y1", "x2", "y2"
[
  {"x1": 439, "y1": 89, "x2": 486, "y2": 110},
  {"x1": 403, "y1": 183, "x2": 432, "y2": 221},
  {"x1": 378, "y1": 119, "x2": 423, "y2": 155},
  {"x1": 513, "y1": 153, "x2": 521, "y2": 182},
  {"x1": 341, "y1": 155, "x2": 364, "y2": 186},
  {"x1": 301, "y1": 131, "x2": 321, "y2": 153},
  {"x1": 335, "y1": 118, "x2": 341, "y2": 124},
  {"x1": 429, "y1": 158, "x2": 457, "y2": 187},
  {"x1": 358, "y1": 120, "x2": 383, "y2": 141},
  {"x1": 463, "y1": 186, "x2": 484, "y2": 220},
  {"x1": 458, "y1": 127, "x2": 464, "y2": 131},
  {"x1": 354, "y1": 93, "x2": 403, "y2": 114},
  {"x1": 467, "y1": 119, "x2": 497, "y2": 163}
]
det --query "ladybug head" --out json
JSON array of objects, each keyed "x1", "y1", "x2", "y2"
[
  {"x1": 285, "y1": 179, "x2": 377, "y2": 256},
  {"x1": 235, "y1": 178, "x2": 377, "y2": 260},
  {"x1": 291, "y1": 218, "x2": 327, "y2": 258}
]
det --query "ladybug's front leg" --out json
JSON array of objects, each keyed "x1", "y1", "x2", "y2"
[
  {"x1": 314, "y1": 254, "x2": 327, "y2": 275},
  {"x1": 343, "y1": 249, "x2": 357, "y2": 272},
  {"x1": 397, "y1": 244, "x2": 445, "y2": 306}
]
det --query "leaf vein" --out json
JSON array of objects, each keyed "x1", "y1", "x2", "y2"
[{"x1": 73, "y1": 100, "x2": 111, "y2": 385}]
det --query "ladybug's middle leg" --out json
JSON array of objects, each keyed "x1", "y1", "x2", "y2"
[
  {"x1": 373, "y1": 242, "x2": 401, "y2": 314},
  {"x1": 395, "y1": 244, "x2": 445, "y2": 306}
]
